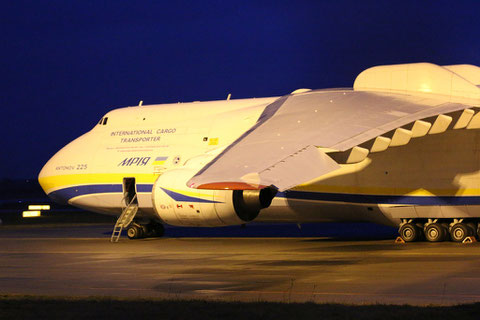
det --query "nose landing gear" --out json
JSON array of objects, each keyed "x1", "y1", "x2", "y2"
[{"x1": 127, "y1": 221, "x2": 165, "y2": 240}]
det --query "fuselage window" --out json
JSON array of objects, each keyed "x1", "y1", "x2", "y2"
[
  {"x1": 103, "y1": 117, "x2": 108, "y2": 125},
  {"x1": 98, "y1": 118, "x2": 103, "y2": 125}
]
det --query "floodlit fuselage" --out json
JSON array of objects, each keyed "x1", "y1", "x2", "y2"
[{"x1": 38, "y1": 92, "x2": 480, "y2": 228}]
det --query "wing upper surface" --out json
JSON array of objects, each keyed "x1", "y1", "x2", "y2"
[{"x1": 188, "y1": 90, "x2": 471, "y2": 191}]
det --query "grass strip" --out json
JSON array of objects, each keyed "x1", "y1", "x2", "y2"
[{"x1": 1, "y1": 295, "x2": 480, "y2": 320}]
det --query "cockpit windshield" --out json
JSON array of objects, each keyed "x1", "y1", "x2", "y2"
[{"x1": 97, "y1": 117, "x2": 109, "y2": 126}]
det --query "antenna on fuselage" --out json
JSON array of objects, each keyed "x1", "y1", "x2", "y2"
[
  {"x1": 226, "y1": 93, "x2": 231, "y2": 101},
  {"x1": 138, "y1": 100, "x2": 143, "y2": 106}
]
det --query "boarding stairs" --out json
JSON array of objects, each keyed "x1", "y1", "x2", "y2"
[{"x1": 110, "y1": 194, "x2": 138, "y2": 242}]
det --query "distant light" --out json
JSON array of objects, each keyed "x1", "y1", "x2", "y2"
[
  {"x1": 28, "y1": 205, "x2": 50, "y2": 210},
  {"x1": 23, "y1": 211, "x2": 41, "y2": 218}
]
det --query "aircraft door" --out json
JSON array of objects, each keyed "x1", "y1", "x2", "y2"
[{"x1": 123, "y1": 177, "x2": 138, "y2": 206}]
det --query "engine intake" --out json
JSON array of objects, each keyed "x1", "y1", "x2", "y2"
[{"x1": 232, "y1": 188, "x2": 276, "y2": 221}]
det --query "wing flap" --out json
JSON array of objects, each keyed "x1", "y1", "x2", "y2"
[
  {"x1": 193, "y1": 145, "x2": 340, "y2": 192},
  {"x1": 257, "y1": 146, "x2": 340, "y2": 191}
]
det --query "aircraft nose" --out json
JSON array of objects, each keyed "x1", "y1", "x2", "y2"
[
  {"x1": 38, "y1": 152, "x2": 64, "y2": 203},
  {"x1": 37, "y1": 132, "x2": 96, "y2": 205},
  {"x1": 38, "y1": 160, "x2": 51, "y2": 195}
]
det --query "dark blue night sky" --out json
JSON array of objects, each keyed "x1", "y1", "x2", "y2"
[{"x1": 2, "y1": 0, "x2": 480, "y2": 179}]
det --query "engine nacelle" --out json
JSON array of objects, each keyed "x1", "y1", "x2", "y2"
[{"x1": 152, "y1": 168, "x2": 276, "y2": 227}]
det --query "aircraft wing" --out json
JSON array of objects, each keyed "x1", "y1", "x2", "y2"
[{"x1": 188, "y1": 63, "x2": 480, "y2": 192}]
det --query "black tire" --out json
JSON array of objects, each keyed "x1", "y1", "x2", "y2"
[
  {"x1": 399, "y1": 223, "x2": 419, "y2": 242},
  {"x1": 424, "y1": 223, "x2": 447, "y2": 242},
  {"x1": 450, "y1": 223, "x2": 470, "y2": 242},
  {"x1": 152, "y1": 223, "x2": 165, "y2": 237},
  {"x1": 127, "y1": 225, "x2": 142, "y2": 239},
  {"x1": 466, "y1": 222, "x2": 477, "y2": 238},
  {"x1": 140, "y1": 225, "x2": 149, "y2": 237}
]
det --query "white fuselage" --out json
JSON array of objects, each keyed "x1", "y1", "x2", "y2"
[{"x1": 38, "y1": 94, "x2": 480, "y2": 228}]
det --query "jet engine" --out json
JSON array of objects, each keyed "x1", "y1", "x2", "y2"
[{"x1": 152, "y1": 168, "x2": 276, "y2": 226}]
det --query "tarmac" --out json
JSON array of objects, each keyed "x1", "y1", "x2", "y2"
[{"x1": 1, "y1": 223, "x2": 480, "y2": 305}]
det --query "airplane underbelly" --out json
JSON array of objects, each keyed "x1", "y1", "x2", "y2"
[{"x1": 257, "y1": 197, "x2": 396, "y2": 226}]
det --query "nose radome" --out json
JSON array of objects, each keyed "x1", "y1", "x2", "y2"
[
  {"x1": 37, "y1": 132, "x2": 95, "y2": 202},
  {"x1": 38, "y1": 162, "x2": 48, "y2": 194},
  {"x1": 38, "y1": 151, "x2": 60, "y2": 198}
]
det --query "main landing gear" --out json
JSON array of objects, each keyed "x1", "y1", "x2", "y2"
[
  {"x1": 398, "y1": 219, "x2": 478, "y2": 243},
  {"x1": 127, "y1": 221, "x2": 165, "y2": 240}
]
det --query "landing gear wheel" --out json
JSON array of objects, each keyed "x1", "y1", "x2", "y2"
[
  {"x1": 140, "y1": 225, "x2": 149, "y2": 236},
  {"x1": 127, "y1": 225, "x2": 143, "y2": 239},
  {"x1": 424, "y1": 223, "x2": 447, "y2": 242},
  {"x1": 450, "y1": 223, "x2": 471, "y2": 242},
  {"x1": 152, "y1": 223, "x2": 165, "y2": 237},
  {"x1": 466, "y1": 222, "x2": 477, "y2": 238},
  {"x1": 399, "y1": 223, "x2": 420, "y2": 242}
]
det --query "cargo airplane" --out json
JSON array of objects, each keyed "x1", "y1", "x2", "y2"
[{"x1": 39, "y1": 63, "x2": 480, "y2": 243}]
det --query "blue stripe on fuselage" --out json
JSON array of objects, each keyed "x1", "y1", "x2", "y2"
[
  {"x1": 47, "y1": 183, "x2": 480, "y2": 206},
  {"x1": 47, "y1": 184, "x2": 152, "y2": 204},
  {"x1": 277, "y1": 191, "x2": 480, "y2": 205}
]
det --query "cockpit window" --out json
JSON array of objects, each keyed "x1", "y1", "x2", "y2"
[{"x1": 97, "y1": 117, "x2": 109, "y2": 126}]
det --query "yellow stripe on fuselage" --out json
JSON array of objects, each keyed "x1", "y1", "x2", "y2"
[
  {"x1": 39, "y1": 173, "x2": 480, "y2": 198},
  {"x1": 39, "y1": 173, "x2": 159, "y2": 193},
  {"x1": 163, "y1": 187, "x2": 215, "y2": 199}
]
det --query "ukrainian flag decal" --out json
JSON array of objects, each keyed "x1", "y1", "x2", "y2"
[{"x1": 153, "y1": 156, "x2": 168, "y2": 165}]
